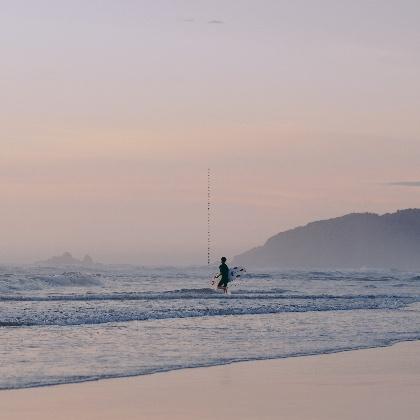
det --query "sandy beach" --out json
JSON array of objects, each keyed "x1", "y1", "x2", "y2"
[{"x1": 1, "y1": 340, "x2": 419, "y2": 420}]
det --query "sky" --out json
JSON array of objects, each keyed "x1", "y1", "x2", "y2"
[{"x1": 1, "y1": 0, "x2": 420, "y2": 264}]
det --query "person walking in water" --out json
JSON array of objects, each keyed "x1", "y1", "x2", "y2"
[{"x1": 215, "y1": 257, "x2": 230, "y2": 294}]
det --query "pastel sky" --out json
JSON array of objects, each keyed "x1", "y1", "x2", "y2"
[{"x1": 1, "y1": 1, "x2": 420, "y2": 264}]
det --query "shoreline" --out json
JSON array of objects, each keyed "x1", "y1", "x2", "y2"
[
  {"x1": 2, "y1": 340, "x2": 420, "y2": 419},
  {"x1": 2, "y1": 338, "x2": 420, "y2": 392}
]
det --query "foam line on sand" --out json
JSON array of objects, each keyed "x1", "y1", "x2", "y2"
[{"x1": 2, "y1": 341, "x2": 420, "y2": 420}]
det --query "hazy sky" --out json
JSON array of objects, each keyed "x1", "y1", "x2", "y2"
[{"x1": 1, "y1": 1, "x2": 420, "y2": 264}]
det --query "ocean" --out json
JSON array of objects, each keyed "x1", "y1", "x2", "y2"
[{"x1": 1, "y1": 265, "x2": 420, "y2": 390}]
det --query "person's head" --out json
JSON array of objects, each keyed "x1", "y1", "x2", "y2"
[{"x1": 221, "y1": 257, "x2": 227, "y2": 263}]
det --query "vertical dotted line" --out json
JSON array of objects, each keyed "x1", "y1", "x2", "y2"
[{"x1": 208, "y1": 168, "x2": 211, "y2": 265}]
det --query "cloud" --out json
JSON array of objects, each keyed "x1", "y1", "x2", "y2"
[
  {"x1": 387, "y1": 181, "x2": 420, "y2": 187},
  {"x1": 177, "y1": 18, "x2": 224, "y2": 24}
]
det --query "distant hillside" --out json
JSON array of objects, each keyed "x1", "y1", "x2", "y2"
[
  {"x1": 39, "y1": 252, "x2": 95, "y2": 266},
  {"x1": 234, "y1": 209, "x2": 420, "y2": 269}
]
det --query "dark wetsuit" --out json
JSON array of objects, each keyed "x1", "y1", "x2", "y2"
[{"x1": 217, "y1": 263, "x2": 230, "y2": 288}]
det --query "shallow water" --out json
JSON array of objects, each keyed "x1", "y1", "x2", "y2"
[{"x1": 1, "y1": 265, "x2": 419, "y2": 389}]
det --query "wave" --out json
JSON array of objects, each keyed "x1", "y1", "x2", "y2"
[
  {"x1": 245, "y1": 273, "x2": 272, "y2": 279},
  {"x1": 0, "y1": 288, "x2": 413, "y2": 302},
  {"x1": 31, "y1": 272, "x2": 103, "y2": 286},
  {"x1": 0, "y1": 272, "x2": 103, "y2": 293},
  {"x1": 0, "y1": 295, "x2": 415, "y2": 327},
  {"x1": 1, "y1": 268, "x2": 418, "y2": 296}
]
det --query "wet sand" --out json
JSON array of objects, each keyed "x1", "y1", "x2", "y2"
[{"x1": 1, "y1": 341, "x2": 420, "y2": 420}]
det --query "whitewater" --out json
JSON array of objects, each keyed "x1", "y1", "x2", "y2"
[{"x1": 1, "y1": 265, "x2": 420, "y2": 390}]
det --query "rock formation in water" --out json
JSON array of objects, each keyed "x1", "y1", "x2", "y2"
[{"x1": 40, "y1": 252, "x2": 95, "y2": 266}]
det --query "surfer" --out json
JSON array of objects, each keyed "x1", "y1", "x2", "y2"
[{"x1": 214, "y1": 257, "x2": 230, "y2": 294}]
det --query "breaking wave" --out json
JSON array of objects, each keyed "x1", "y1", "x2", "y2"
[
  {"x1": 0, "y1": 291, "x2": 416, "y2": 326},
  {"x1": 0, "y1": 271, "x2": 102, "y2": 293}
]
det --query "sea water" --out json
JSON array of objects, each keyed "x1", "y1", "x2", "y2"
[{"x1": 0, "y1": 265, "x2": 420, "y2": 390}]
